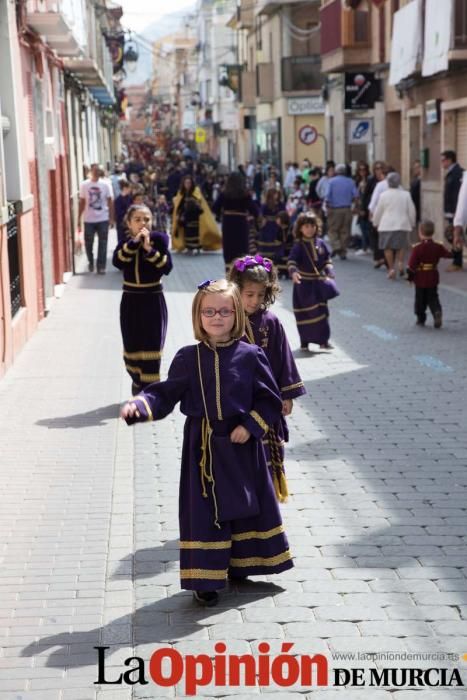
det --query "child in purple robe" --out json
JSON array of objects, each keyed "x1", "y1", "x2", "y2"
[
  {"x1": 121, "y1": 280, "x2": 293, "y2": 607},
  {"x1": 288, "y1": 212, "x2": 335, "y2": 351},
  {"x1": 229, "y1": 255, "x2": 305, "y2": 503},
  {"x1": 113, "y1": 205, "x2": 172, "y2": 395}
]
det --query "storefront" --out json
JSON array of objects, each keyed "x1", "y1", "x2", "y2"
[{"x1": 256, "y1": 117, "x2": 281, "y2": 171}]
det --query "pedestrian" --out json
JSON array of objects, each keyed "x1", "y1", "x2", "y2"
[
  {"x1": 286, "y1": 177, "x2": 306, "y2": 224},
  {"x1": 410, "y1": 159, "x2": 422, "y2": 227},
  {"x1": 212, "y1": 172, "x2": 259, "y2": 272},
  {"x1": 154, "y1": 194, "x2": 170, "y2": 233},
  {"x1": 115, "y1": 180, "x2": 132, "y2": 243},
  {"x1": 275, "y1": 210, "x2": 294, "y2": 279},
  {"x1": 324, "y1": 163, "x2": 359, "y2": 260},
  {"x1": 372, "y1": 172, "x2": 416, "y2": 280},
  {"x1": 288, "y1": 212, "x2": 336, "y2": 351},
  {"x1": 78, "y1": 163, "x2": 114, "y2": 274},
  {"x1": 407, "y1": 220, "x2": 452, "y2": 328},
  {"x1": 441, "y1": 150, "x2": 464, "y2": 271},
  {"x1": 365, "y1": 161, "x2": 387, "y2": 268},
  {"x1": 257, "y1": 188, "x2": 284, "y2": 263},
  {"x1": 301, "y1": 158, "x2": 312, "y2": 186},
  {"x1": 453, "y1": 171, "x2": 467, "y2": 259},
  {"x1": 253, "y1": 163, "x2": 264, "y2": 201},
  {"x1": 172, "y1": 175, "x2": 203, "y2": 253},
  {"x1": 228, "y1": 255, "x2": 306, "y2": 502},
  {"x1": 316, "y1": 161, "x2": 335, "y2": 202},
  {"x1": 307, "y1": 167, "x2": 323, "y2": 212},
  {"x1": 121, "y1": 279, "x2": 294, "y2": 607},
  {"x1": 112, "y1": 204, "x2": 173, "y2": 395},
  {"x1": 171, "y1": 175, "x2": 220, "y2": 254},
  {"x1": 354, "y1": 161, "x2": 371, "y2": 254}
]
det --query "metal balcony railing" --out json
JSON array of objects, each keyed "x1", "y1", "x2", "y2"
[{"x1": 281, "y1": 55, "x2": 323, "y2": 92}]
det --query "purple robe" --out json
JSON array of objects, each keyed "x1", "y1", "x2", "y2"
[
  {"x1": 288, "y1": 237, "x2": 333, "y2": 346},
  {"x1": 244, "y1": 309, "x2": 306, "y2": 501},
  {"x1": 126, "y1": 340, "x2": 294, "y2": 591},
  {"x1": 113, "y1": 232, "x2": 173, "y2": 393},
  {"x1": 212, "y1": 194, "x2": 259, "y2": 269},
  {"x1": 256, "y1": 204, "x2": 284, "y2": 263}
]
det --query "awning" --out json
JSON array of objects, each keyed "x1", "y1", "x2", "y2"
[
  {"x1": 389, "y1": 0, "x2": 422, "y2": 86},
  {"x1": 422, "y1": 0, "x2": 454, "y2": 77}
]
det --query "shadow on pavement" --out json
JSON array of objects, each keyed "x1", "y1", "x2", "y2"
[
  {"x1": 20, "y1": 587, "x2": 278, "y2": 669},
  {"x1": 36, "y1": 403, "x2": 121, "y2": 429}
]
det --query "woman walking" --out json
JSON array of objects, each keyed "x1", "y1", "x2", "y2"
[
  {"x1": 172, "y1": 175, "x2": 220, "y2": 254},
  {"x1": 213, "y1": 172, "x2": 259, "y2": 272},
  {"x1": 372, "y1": 172, "x2": 416, "y2": 280}
]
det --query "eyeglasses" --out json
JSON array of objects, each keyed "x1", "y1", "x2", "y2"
[{"x1": 201, "y1": 307, "x2": 235, "y2": 318}]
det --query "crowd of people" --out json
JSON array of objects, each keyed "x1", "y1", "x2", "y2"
[{"x1": 75, "y1": 141, "x2": 466, "y2": 608}]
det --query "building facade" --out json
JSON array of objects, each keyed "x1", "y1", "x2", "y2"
[{"x1": 0, "y1": 0, "x2": 123, "y2": 379}]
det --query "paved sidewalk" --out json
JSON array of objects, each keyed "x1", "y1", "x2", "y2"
[{"x1": 1, "y1": 246, "x2": 467, "y2": 698}]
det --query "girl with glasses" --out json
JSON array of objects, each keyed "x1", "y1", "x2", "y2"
[{"x1": 121, "y1": 279, "x2": 293, "y2": 607}]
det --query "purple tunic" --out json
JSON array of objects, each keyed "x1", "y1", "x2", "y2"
[
  {"x1": 126, "y1": 340, "x2": 294, "y2": 591},
  {"x1": 256, "y1": 204, "x2": 284, "y2": 263},
  {"x1": 288, "y1": 237, "x2": 333, "y2": 346},
  {"x1": 212, "y1": 194, "x2": 259, "y2": 269},
  {"x1": 113, "y1": 232, "x2": 172, "y2": 393},
  {"x1": 244, "y1": 309, "x2": 306, "y2": 501}
]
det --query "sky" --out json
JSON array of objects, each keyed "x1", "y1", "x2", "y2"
[{"x1": 118, "y1": 0, "x2": 196, "y2": 33}]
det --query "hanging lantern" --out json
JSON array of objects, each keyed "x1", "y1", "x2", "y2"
[{"x1": 123, "y1": 40, "x2": 139, "y2": 72}]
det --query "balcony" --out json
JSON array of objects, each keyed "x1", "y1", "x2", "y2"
[
  {"x1": 320, "y1": 0, "x2": 371, "y2": 73},
  {"x1": 64, "y1": 35, "x2": 114, "y2": 105},
  {"x1": 26, "y1": 0, "x2": 87, "y2": 57},
  {"x1": 256, "y1": 63, "x2": 274, "y2": 102},
  {"x1": 240, "y1": 70, "x2": 256, "y2": 108},
  {"x1": 257, "y1": 0, "x2": 319, "y2": 16},
  {"x1": 238, "y1": 0, "x2": 254, "y2": 28},
  {"x1": 282, "y1": 55, "x2": 323, "y2": 93}
]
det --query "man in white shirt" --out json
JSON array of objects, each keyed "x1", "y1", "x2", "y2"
[{"x1": 79, "y1": 163, "x2": 114, "y2": 274}]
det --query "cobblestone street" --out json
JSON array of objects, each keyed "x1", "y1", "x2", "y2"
[{"x1": 1, "y1": 246, "x2": 467, "y2": 699}]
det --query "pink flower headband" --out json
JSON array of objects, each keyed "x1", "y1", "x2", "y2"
[{"x1": 234, "y1": 255, "x2": 272, "y2": 273}]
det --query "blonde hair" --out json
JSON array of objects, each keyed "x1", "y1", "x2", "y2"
[{"x1": 192, "y1": 280, "x2": 245, "y2": 342}]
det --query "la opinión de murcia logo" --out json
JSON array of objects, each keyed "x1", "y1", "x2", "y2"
[{"x1": 94, "y1": 644, "x2": 464, "y2": 694}]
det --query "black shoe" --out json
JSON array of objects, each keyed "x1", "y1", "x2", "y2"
[
  {"x1": 331, "y1": 249, "x2": 340, "y2": 258},
  {"x1": 300, "y1": 343, "x2": 309, "y2": 350},
  {"x1": 193, "y1": 590, "x2": 219, "y2": 607},
  {"x1": 339, "y1": 254, "x2": 347, "y2": 260},
  {"x1": 97, "y1": 268, "x2": 106, "y2": 275},
  {"x1": 433, "y1": 311, "x2": 442, "y2": 329},
  {"x1": 88, "y1": 262, "x2": 94, "y2": 272},
  {"x1": 416, "y1": 319, "x2": 426, "y2": 326}
]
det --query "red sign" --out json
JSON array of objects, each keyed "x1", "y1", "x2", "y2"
[{"x1": 298, "y1": 125, "x2": 318, "y2": 146}]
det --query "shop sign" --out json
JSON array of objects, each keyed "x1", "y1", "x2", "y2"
[
  {"x1": 348, "y1": 118, "x2": 374, "y2": 144},
  {"x1": 287, "y1": 96, "x2": 325, "y2": 116},
  {"x1": 195, "y1": 127, "x2": 206, "y2": 144},
  {"x1": 425, "y1": 99, "x2": 440, "y2": 125},
  {"x1": 344, "y1": 72, "x2": 382, "y2": 110}
]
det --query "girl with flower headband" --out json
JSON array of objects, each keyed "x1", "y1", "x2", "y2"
[
  {"x1": 121, "y1": 279, "x2": 293, "y2": 607},
  {"x1": 288, "y1": 212, "x2": 336, "y2": 350},
  {"x1": 229, "y1": 255, "x2": 306, "y2": 502}
]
